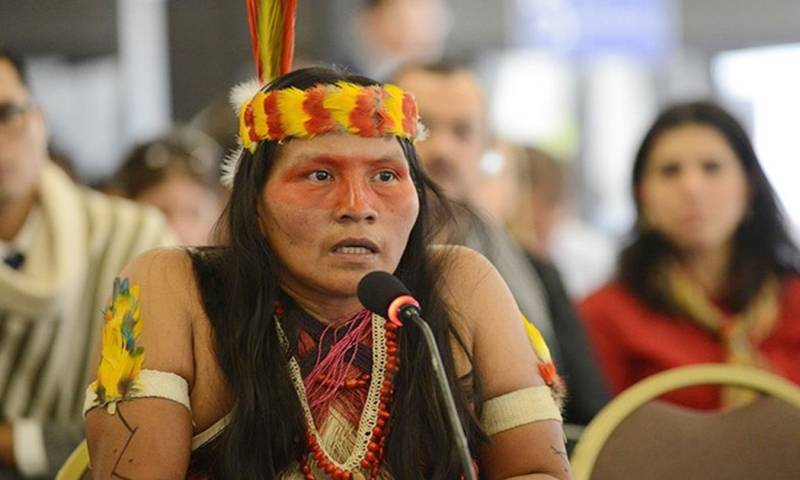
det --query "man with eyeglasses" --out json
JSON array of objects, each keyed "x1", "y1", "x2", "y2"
[
  {"x1": 0, "y1": 102, "x2": 33, "y2": 142},
  {"x1": 0, "y1": 48, "x2": 174, "y2": 478}
]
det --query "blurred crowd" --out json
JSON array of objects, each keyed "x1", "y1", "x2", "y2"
[{"x1": 0, "y1": 0, "x2": 799, "y2": 477}]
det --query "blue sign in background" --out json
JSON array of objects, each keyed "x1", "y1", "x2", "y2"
[{"x1": 511, "y1": 0, "x2": 676, "y2": 63}]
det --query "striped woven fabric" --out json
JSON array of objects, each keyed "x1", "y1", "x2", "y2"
[{"x1": 0, "y1": 162, "x2": 174, "y2": 475}]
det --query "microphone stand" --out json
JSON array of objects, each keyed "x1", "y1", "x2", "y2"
[{"x1": 401, "y1": 308, "x2": 477, "y2": 480}]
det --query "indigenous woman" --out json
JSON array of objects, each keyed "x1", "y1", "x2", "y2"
[
  {"x1": 82, "y1": 66, "x2": 571, "y2": 479},
  {"x1": 580, "y1": 101, "x2": 800, "y2": 410}
]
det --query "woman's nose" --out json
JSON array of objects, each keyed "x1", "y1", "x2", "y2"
[
  {"x1": 676, "y1": 167, "x2": 707, "y2": 197},
  {"x1": 335, "y1": 178, "x2": 377, "y2": 223}
]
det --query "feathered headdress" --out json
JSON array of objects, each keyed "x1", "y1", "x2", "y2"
[
  {"x1": 222, "y1": 0, "x2": 424, "y2": 188},
  {"x1": 246, "y1": 0, "x2": 297, "y2": 85}
]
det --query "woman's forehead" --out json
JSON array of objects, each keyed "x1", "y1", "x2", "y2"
[
  {"x1": 276, "y1": 134, "x2": 406, "y2": 166},
  {"x1": 647, "y1": 124, "x2": 737, "y2": 163}
]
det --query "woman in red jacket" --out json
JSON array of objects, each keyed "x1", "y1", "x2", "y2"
[{"x1": 580, "y1": 101, "x2": 800, "y2": 410}]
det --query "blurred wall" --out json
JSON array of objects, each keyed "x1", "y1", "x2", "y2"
[
  {"x1": 682, "y1": 0, "x2": 800, "y2": 55},
  {"x1": 4, "y1": 0, "x2": 800, "y2": 121},
  {"x1": 0, "y1": 0, "x2": 117, "y2": 57},
  {"x1": 167, "y1": 0, "x2": 251, "y2": 121}
]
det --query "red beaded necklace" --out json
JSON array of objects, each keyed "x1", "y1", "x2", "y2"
[{"x1": 275, "y1": 303, "x2": 401, "y2": 480}]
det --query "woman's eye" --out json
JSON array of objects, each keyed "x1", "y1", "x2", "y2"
[
  {"x1": 374, "y1": 171, "x2": 397, "y2": 182},
  {"x1": 658, "y1": 163, "x2": 680, "y2": 177},
  {"x1": 307, "y1": 170, "x2": 332, "y2": 182},
  {"x1": 703, "y1": 160, "x2": 722, "y2": 173}
]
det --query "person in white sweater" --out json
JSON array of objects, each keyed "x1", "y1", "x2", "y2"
[{"x1": 0, "y1": 48, "x2": 174, "y2": 479}]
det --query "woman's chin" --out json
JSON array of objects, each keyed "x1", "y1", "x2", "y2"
[{"x1": 671, "y1": 235, "x2": 730, "y2": 255}]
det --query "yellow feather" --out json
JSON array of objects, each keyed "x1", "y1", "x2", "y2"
[
  {"x1": 252, "y1": 92, "x2": 269, "y2": 138},
  {"x1": 258, "y1": 0, "x2": 283, "y2": 82},
  {"x1": 239, "y1": 101, "x2": 256, "y2": 153},
  {"x1": 383, "y1": 84, "x2": 405, "y2": 136},
  {"x1": 324, "y1": 82, "x2": 361, "y2": 134},
  {"x1": 522, "y1": 313, "x2": 553, "y2": 364},
  {"x1": 278, "y1": 87, "x2": 309, "y2": 137}
]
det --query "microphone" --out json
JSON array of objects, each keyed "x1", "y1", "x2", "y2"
[
  {"x1": 357, "y1": 271, "x2": 477, "y2": 480},
  {"x1": 357, "y1": 271, "x2": 420, "y2": 326}
]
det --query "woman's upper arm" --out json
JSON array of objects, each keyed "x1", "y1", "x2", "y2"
[
  {"x1": 438, "y1": 246, "x2": 571, "y2": 479},
  {"x1": 84, "y1": 248, "x2": 196, "y2": 479}
]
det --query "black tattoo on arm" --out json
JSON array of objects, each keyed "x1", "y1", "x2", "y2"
[
  {"x1": 110, "y1": 405, "x2": 137, "y2": 480},
  {"x1": 550, "y1": 444, "x2": 570, "y2": 474}
]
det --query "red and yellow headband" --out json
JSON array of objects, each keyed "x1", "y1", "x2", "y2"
[{"x1": 237, "y1": 81, "x2": 423, "y2": 153}]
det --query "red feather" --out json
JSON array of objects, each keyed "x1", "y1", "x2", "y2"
[
  {"x1": 265, "y1": 91, "x2": 286, "y2": 138},
  {"x1": 280, "y1": 0, "x2": 298, "y2": 76},
  {"x1": 350, "y1": 88, "x2": 381, "y2": 137},
  {"x1": 303, "y1": 85, "x2": 336, "y2": 134},
  {"x1": 402, "y1": 94, "x2": 418, "y2": 136},
  {"x1": 246, "y1": 0, "x2": 262, "y2": 81}
]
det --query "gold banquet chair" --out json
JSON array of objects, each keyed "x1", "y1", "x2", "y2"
[
  {"x1": 55, "y1": 440, "x2": 90, "y2": 480},
  {"x1": 570, "y1": 364, "x2": 800, "y2": 480}
]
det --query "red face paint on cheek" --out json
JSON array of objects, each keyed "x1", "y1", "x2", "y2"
[
  {"x1": 265, "y1": 168, "x2": 336, "y2": 210},
  {"x1": 262, "y1": 180, "x2": 325, "y2": 256},
  {"x1": 376, "y1": 180, "x2": 419, "y2": 216}
]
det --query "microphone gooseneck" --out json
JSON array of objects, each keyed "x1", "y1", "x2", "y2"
[{"x1": 357, "y1": 271, "x2": 477, "y2": 480}]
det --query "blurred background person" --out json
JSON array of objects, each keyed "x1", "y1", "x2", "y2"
[
  {"x1": 473, "y1": 141, "x2": 520, "y2": 226},
  {"x1": 580, "y1": 101, "x2": 800, "y2": 410},
  {"x1": 503, "y1": 145, "x2": 556, "y2": 259},
  {"x1": 508, "y1": 147, "x2": 616, "y2": 300},
  {"x1": 106, "y1": 127, "x2": 226, "y2": 246},
  {"x1": 0, "y1": 48, "x2": 173, "y2": 479},
  {"x1": 480, "y1": 140, "x2": 610, "y2": 427},
  {"x1": 392, "y1": 63, "x2": 551, "y2": 328},
  {"x1": 394, "y1": 63, "x2": 607, "y2": 428},
  {"x1": 341, "y1": 0, "x2": 453, "y2": 80}
]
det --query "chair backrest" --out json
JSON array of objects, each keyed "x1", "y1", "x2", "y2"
[
  {"x1": 55, "y1": 440, "x2": 90, "y2": 480},
  {"x1": 570, "y1": 364, "x2": 800, "y2": 480}
]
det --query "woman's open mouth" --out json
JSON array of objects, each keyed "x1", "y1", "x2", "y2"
[{"x1": 331, "y1": 238, "x2": 379, "y2": 255}]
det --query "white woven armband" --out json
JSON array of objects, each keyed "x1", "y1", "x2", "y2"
[
  {"x1": 481, "y1": 385, "x2": 563, "y2": 436},
  {"x1": 84, "y1": 369, "x2": 190, "y2": 415}
]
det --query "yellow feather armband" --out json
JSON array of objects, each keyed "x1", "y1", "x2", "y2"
[{"x1": 90, "y1": 277, "x2": 145, "y2": 414}]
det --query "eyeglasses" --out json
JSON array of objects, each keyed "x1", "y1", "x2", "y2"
[{"x1": 0, "y1": 101, "x2": 33, "y2": 134}]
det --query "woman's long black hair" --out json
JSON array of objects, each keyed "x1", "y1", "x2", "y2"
[
  {"x1": 200, "y1": 67, "x2": 485, "y2": 479},
  {"x1": 619, "y1": 100, "x2": 800, "y2": 313}
]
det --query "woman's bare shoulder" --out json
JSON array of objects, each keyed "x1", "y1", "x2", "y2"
[
  {"x1": 428, "y1": 244, "x2": 518, "y2": 333},
  {"x1": 122, "y1": 246, "x2": 194, "y2": 286},
  {"x1": 429, "y1": 240, "x2": 548, "y2": 394},
  {"x1": 429, "y1": 244, "x2": 507, "y2": 302},
  {"x1": 123, "y1": 246, "x2": 208, "y2": 310}
]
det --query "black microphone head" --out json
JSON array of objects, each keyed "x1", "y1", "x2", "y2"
[{"x1": 357, "y1": 270, "x2": 411, "y2": 318}]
